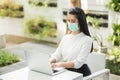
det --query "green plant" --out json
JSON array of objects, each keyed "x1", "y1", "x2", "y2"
[
  {"x1": 106, "y1": 47, "x2": 120, "y2": 75},
  {"x1": 28, "y1": 0, "x2": 57, "y2": 7},
  {"x1": 107, "y1": 0, "x2": 120, "y2": 12},
  {"x1": 109, "y1": 23, "x2": 120, "y2": 46},
  {"x1": 43, "y1": 0, "x2": 50, "y2": 7},
  {"x1": 106, "y1": 59, "x2": 120, "y2": 75},
  {"x1": 87, "y1": 16, "x2": 103, "y2": 47},
  {"x1": 28, "y1": 0, "x2": 43, "y2": 6},
  {"x1": 0, "y1": 9, "x2": 8, "y2": 17},
  {"x1": 0, "y1": 50, "x2": 19, "y2": 66},
  {"x1": 25, "y1": 19, "x2": 40, "y2": 34},
  {"x1": 0, "y1": 0, "x2": 24, "y2": 18},
  {"x1": 108, "y1": 47, "x2": 120, "y2": 63},
  {"x1": 25, "y1": 16, "x2": 57, "y2": 38}
]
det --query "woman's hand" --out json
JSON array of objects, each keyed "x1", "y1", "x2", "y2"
[
  {"x1": 51, "y1": 63, "x2": 62, "y2": 69},
  {"x1": 51, "y1": 63, "x2": 57, "y2": 69},
  {"x1": 50, "y1": 58, "x2": 56, "y2": 64}
]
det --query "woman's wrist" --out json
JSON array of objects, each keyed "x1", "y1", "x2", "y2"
[
  {"x1": 55, "y1": 63, "x2": 61, "y2": 67},
  {"x1": 55, "y1": 62, "x2": 63, "y2": 67},
  {"x1": 56, "y1": 61, "x2": 74, "y2": 68}
]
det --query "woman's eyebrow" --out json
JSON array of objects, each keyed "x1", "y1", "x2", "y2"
[{"x1": 71, "y1": 19, "x2": 76, "y2": 22}]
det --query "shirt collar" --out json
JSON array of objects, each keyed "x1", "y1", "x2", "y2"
[{"x1": 70, "y1": 32, "x2": 85, "y2": 39}]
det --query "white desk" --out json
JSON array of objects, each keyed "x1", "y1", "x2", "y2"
[{"x1": 0, "y1": 67, "x2": 83, "y2": 80}]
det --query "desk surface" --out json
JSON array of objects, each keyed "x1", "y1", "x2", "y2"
[{"x1": 0, "y1": 67, "x2": 83, "y2": 80}]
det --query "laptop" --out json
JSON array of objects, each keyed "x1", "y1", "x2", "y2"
[{"x1": 25, "y1": 50, "x2": 66, "y2": 75}]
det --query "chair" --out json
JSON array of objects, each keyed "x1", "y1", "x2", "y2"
[{"x1": 83, "y1": 52, "x2": 110, "y2": 80}]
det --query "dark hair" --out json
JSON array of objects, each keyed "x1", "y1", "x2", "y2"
[{"x1": 68, "y1": 7, "x2": 93, "y2": 52}]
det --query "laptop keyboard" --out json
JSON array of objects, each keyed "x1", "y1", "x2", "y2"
[{"x1": 53, "y1": 69, "x2": 58, "y2": 73}]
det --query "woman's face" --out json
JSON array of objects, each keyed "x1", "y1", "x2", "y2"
[
  {"x1": 67, "y1": 14, "x2": 80, "y2": 33},
  {"x1": 67, "y1": 14, "x2": 79, "y2": 24}
]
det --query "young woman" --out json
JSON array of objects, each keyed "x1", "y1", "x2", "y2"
[{"x1": 50, "y1": 7, "x2": 93, "y2": 77}]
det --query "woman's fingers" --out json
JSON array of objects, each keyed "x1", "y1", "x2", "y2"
[{"x1": 51, "y1": 63, "x2": 57, "y2": 69}]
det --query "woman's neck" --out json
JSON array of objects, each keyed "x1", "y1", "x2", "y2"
[{"x1": 72, "y1": 30, "x2": 80, "y2": 35}]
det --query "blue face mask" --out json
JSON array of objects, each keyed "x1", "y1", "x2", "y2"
[{"x1": 68, "y1": 23, "x2": 79, "y2": 32}]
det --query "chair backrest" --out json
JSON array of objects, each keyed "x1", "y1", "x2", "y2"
[{"x1": 87, "y1": 52, "x2": 106, "y2": 73}]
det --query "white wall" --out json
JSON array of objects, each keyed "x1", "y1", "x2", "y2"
[
  {"x1": 84, "y1": 0, "x2": 109, "y2": 11},
  {"x1": 0, "y1": 18, "x2": 24, "y2": 36}
]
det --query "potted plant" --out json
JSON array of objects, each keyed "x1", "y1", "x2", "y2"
[
  {"x1": 0, "y1": 0, "x2": 24, "y2": 36},
  {"x1": 24, "y1": 0, "x2": 64, "y2": 43},
  {"x1": 24, "y1": 16, "x2": 57, "y2": 42},
  {"x1": 26, "y1": 0, "x2": 59, "y2": 16},
  {"x1": 28, "y1": 0, "x2": 57, "y2": 7},
  {"x1": 107, "y1": 0, "x2": 120, "y2": 12},
  {"x1": 0, "y1": 0, "x2": 24, "y2": 18},
  {"x1": 87, "y1": 16, "x2": 108, "y2": 53},
  {"x1": 109, "y1": 23, "x2": 120, "y2": 46},
  {"x1": 107, "y1": 0, "x2": 120, "y2": 28},
  {"x1": 0, "y1": 50, "x2": 19, "y2": 66},
  {"x1": 106, "y1": 46, "x2": 120, "y2": 75}
]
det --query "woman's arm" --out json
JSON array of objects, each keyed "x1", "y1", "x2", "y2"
[
  {"x1": 52, "y1": 37, "x2": 92, "y2": 69},
  {"x1": 50, "y1": 36, "x2": 65, "y2": 63},
  {"x1": 51, "y1": 61, "x2": 74, "y2": 69},
  {"x1": 73, "y1": 37, "x2": 93, "y2": 69}
]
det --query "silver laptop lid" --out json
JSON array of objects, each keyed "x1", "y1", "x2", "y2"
[{"x1": 25, "y1": 51, "x2": 53, "y2": 75}]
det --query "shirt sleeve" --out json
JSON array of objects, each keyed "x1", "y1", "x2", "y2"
[
  {"x1": 51, "y1": 36, "x2": 65, "y2": 62},
  {"x1": 73, "y1": 37, "x2": 93, "y2": 69}
]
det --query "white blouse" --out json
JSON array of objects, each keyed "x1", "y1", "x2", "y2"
[{"x1": 51, "y1": 32, "x2": 93, "y2": 69}]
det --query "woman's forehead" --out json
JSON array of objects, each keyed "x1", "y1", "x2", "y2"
[{"x1": 67, "y1": 14, "x2": 77, "y2": 19}]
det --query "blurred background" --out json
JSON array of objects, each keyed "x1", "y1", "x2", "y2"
[{"x1": 0, "y1": 0, "x2": 120, "y2": 79}]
